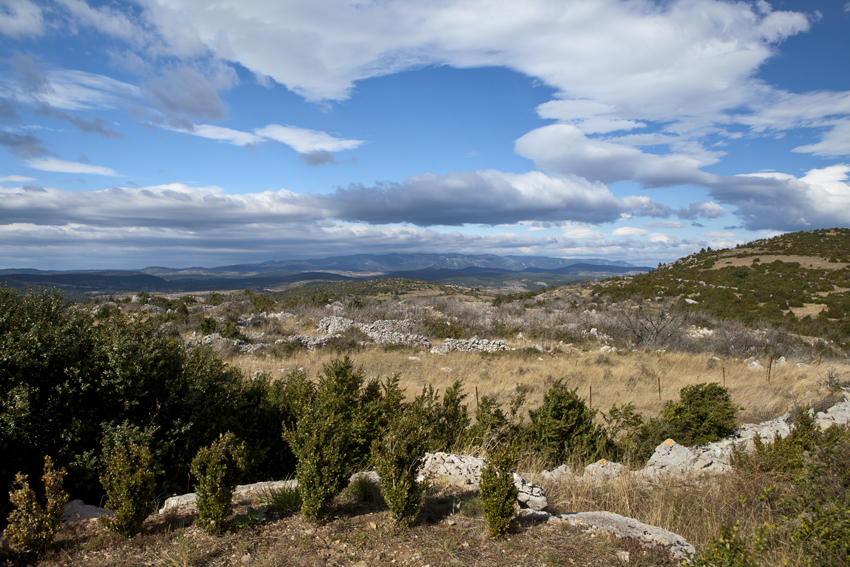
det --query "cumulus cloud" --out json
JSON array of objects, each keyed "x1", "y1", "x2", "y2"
[
  {"x1": 0, "y1": 0, "x2": 43, "y2": 38},
  {"x1": 25, "y1": 157, "x2": 122, "y2": 176},
  {"x1": 0, "y1": 169, "x2": 673, "y2": 231},
  {"x1": 514, "y1": 124, "x2": 715, "y2": 187},
  {"x1": 612, "y1": 227, "x2": 649, "y2": 237},
  {"x1": 705, "y1": 165, "x2": 850, "y2": 231},
  {"x1": 677, "y1": 201, "x2": 728, "y2": 219}
]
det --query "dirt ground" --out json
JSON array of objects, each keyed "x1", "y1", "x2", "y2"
[{"x1": 17, "y1": 489, "x2": 677, "y2": 567}]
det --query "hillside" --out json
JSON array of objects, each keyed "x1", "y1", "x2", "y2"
[{"x1": 595, "y1": 228, "x2": 850, "y2": 345}]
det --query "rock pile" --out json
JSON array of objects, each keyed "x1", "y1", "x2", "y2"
[
  {"x1": 430, "y1": 337, "x2": 509, "y2": 355},
  {"x1": 417, "y1": 452, "x2": 547, "y2": 511},
  {"x1": 318, "y1": 316, "x2": 432, "y2": 349}
]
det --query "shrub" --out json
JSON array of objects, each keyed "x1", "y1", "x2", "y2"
[
  {"x1": 4, "y1": 456, "x2": 68, "y2": 556},
  {"x1": 190, "y1": 433, "x2": 248, "y2": 535},
  {"x1": 661, "y1": 383, "x2": 739, "y2": 446},
  {"x1": 99, "y1": 442, "x2": 157, "y2": 537},
  {"x1": 200, "y1": 317, "x2": 216, "y2": 335},
  {"x1": 690, "y1": 522, "x2": 762, "y2": 567},
  {"x1": 528, "y1": 381, "x2": 608, "y2": 464},
  {"x1": 479, "y1": 443, "x2": 519, "y2": 538},
  {"x1": 283, "y1": 358, "x2": 367, "y2": 522},
  {"x1": 414, "y1": 380, "x2": 470, "y2": 451},
  {"x1": 372, "y1": 405, "x2": 430, "y2": 526}
]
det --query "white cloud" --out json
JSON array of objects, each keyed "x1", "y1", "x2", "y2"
[
  {"x1": 172, "y1": 123, "x2": 361, "y2": 153},
  {"x1": 612, "y1": 227, "x2": 649, "y2": 237},
  {"x1": 25, "y1": 157, "x2": 122, "y2": 176},
  {"x1": 254, "y1": 124, "x2": 363, "y2": 153},
  {"x1": 678, "y1": 201, "x2": 728, "y2": 219},
  {"x1": 189, "y1": 124, "x2": 264, "y2": 146},
  {"x1": 793, "y1": 120, "x2": 850, "y2": 157},
  {"x1": 0, "y1": 170, "x2": 671, "y2": 231},
  {"x1": 562, "y1": 227, "x2": 605, "y2": 240},
  {"x1": 514, "y1": 123, "x2": 715, "y2": 187},
  {"x1": 0, "y1": 175, "x2": 36, "y2": 182},
  {"x1": 706, "y1": 165, "x2": 850, "y2": 230},
  {"x1": 0, "y1": 0, "x2": 43, "y2": 38},
  {"x1": 644, "y1": 221, "x2": 685, "y2": 229}
]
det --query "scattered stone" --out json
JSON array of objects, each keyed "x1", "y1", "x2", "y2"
[
  {"x1": 583, "y1": 459, "x2": 627, "y2": 483},
  {"x1": 62, "y1": 500, "x2": 113, "y2": 524},
  {"x1": 747, "y1": 360, "x2": 764, "y2": 371},
  {"x1": 555, "y1": 511, "x2": 695, "y2": 560}
]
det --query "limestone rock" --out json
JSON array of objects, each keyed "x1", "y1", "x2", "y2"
[
  {"x1": 583, "y1": 459, "x2": 627, "y2": 482},
  {"x1": 62, "y1": 500, "x2": 113, "y2": 524}
]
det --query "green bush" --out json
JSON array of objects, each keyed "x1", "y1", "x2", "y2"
[
  {"x1": 200, "y1": 317, "x2": 216, "y2": 335},
  {"x1": 190, "y1": 433, "x2": 248, "y2": 535},
  {"x1": 0, "y1": 286, "x2": 297, "y2": 520},
  {"x1": 661, "y1": 383, "x2": 739, "y2": 446},
  {"x1": 372, "y1": 405, "x2": 430, "y2": 526},
  {"x1": 690, "y1": 522, "x2": 763, "y2": 567},
  {"x1": 414, "y1": 380, "x2": 470, "y2": 451},
  {"x1": 479, "y1": 443, "x2": 519, "y2": 538},
  {"x1": 99, "y1": 442, "x2": 157, "y2": 537},
  {"x1": 4, "y1": 456, "x2": 67, "y2": 556},
  {"x1": 528, "y1": 381, "x2": 608, "y2": 464},
  {"x1": 283, "y1": 358, "x2": 370, "y2": 522}
]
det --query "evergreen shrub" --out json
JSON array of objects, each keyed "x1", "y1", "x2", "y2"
[
  {"x1": 4, "y1": 456, "x2": 67, "y2": 556},
  {"x1": 99, "y1": 442, "x2": 157, "y2": 537},
  {"x1": 190, "y1": 432, "x2": 248, "y2": 534},
  {"x1": 479, "y1": 443, "x2": 519, "y2": 538}
]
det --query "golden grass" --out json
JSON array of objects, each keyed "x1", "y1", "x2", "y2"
[
  {"x1": 227, "y1": 344, "x2": 846, "y2": 423},
  {"x1": 536, "y1": 470, "x2": 804, "y2": 566}
]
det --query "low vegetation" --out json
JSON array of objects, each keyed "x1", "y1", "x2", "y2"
[{"x1": 1, "y1": 229, "x2": 849, "y2": 566}]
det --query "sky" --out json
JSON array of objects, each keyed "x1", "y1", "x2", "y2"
[{"x1": 0, "y1": 0, "x2": 849, "y2": 270}]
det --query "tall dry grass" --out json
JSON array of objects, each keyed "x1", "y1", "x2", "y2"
[
  {"x1": 535, "y1": 469, "x2": 803, "y2": 566},
  {"x1": 228, "y1": 346, "x2": 847, "y2": 424}
]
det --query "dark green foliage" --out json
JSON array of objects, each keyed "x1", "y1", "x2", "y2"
[
  {"x1": 479, "y1": 443, "x2": 519, "y2": 538},
  {"x1": 283, "y1": 358, "x2": 396, "y2": 522},
  {"x1": 414, "y1": 380, "x2": 471, "y2": 451},
  {"x1": 466, "y1": 386, "x2": 528, "y2": 448},
  {"x1": 660, "y1": 383, "x2": 739, "y2": 447},
  {"x1": 190, "y1": 432, "x2": 248, "y2": 535},
  {"x1": 4, "y1": 456, "x2": 67, "y2": 557},
  {"x1": 0, "y1": 286, "x2": 297, "y2": 521},
  {"x1": 99, "y1": 442, "x2": 157, "y2": 537},
  {"x1": 528, "y1": 381, "x2": 608, "y2": 464},
  {"x1": 200, "y1": 317, "x2": 216, "y2": 335},
  {"x1": 372, "y1": 404, "x2": 430, "y2": 526}
]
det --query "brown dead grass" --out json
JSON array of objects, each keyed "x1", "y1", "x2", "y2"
[{"x1": 227, "y1": 347, "x2": 846, "y2": 424}]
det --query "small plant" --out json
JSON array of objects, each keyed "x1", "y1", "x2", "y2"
[
  {"x1": 4, "y1": 456, "x2": 68, "y2": 556},
  {"x1": 200, "y1": 317, "x2": 216, "y2": 335},
  {"x1": 529, "y1": 380, "x2": 608, "y2": 464},
  {"x1": 661, "y1": 383, "x2": 739, "y2": 446},
  {"x1": 690, "y1": 522, "x2": 761, "y2": 567},
  {"x1": 190, "y1": 432, "x2": 248, "y2": 535},
  {"x1": 373, "y1": 405, "x2": 430, "y2": 525},
  {"x1": 344, "y1": 475, "x2": 382, "y2": 504},
  {"x1": 261, "y1": 483, "x2": 301, "y2": 515},
  {"x1": 479, "y1": 443, "x2": 519, "y2": 538},
  {"x1": 99, "y1": 442, "x2": 157, "y2": 537}
]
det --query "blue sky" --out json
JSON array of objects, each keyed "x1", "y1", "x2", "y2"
[{"x1": 0, "y1": 0, "x2": 849, "y2": 270}]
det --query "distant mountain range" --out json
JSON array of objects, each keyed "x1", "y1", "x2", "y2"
[{"x1": 0, "y1": 253, "x2": 653, "y2": 295}]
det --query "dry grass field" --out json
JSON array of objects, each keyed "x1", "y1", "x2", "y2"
[{"x1": 228, "y1": 345, "x2": 847, "y2": 428}]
